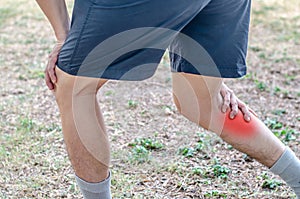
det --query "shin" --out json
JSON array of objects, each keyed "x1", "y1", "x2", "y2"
[{"x1": 53, "y1": 67, "x2": 109, "y2": 182}]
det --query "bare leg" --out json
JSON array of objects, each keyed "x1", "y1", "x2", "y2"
[
  {"x1": 54, "y1": 67, "x2": 109, "y2": 182},
  {"x1": 172, "y1": 72, "x2": 285, "y2": 168}
]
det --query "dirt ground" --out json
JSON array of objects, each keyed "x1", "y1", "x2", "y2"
[{"x1": 0, "y1": 0, "x2": 299, "y2": 198}]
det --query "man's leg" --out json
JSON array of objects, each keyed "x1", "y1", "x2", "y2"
[
  {"x1": 54, "y1": 67, "x2": 111, "y2": 199},
  {"x1": 172, "y1": 72, "x2": 300, "y2": 197}
]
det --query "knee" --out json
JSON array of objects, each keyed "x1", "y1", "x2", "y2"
[
  {"x1": 172, "y1": 73, "x2": 222, "y2": 130},
  {"x1": 53, "y1": 68, "x2": 76, "y2": 108},
  {"x1": 172, "y1": 91, "x2": 215, "y2": 131},
  {"x1": 53, "y1": 67, "x2": 107, "y2": 107}
]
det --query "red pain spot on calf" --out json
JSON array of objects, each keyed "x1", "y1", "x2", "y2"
[{"x1": 223, "y1": 111, "x2": 256, "y2": 137}]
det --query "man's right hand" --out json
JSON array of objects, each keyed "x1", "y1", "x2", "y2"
[{"x1": 45, "y1": 41, "x2": 64, "y2": 90}]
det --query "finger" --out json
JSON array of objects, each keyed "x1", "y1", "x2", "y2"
[
  {"x1": 248, "y1": 107, "x2": 258, "y2": 117},
  {"x1": 229, "y1": 95, "x2": 239, "y2": 119},
  {"x1": 238, "y1": 100, "x2": 251, "y2": 122},
  {"x1": 220, "y1": 88, "x2": 226, "y2": 98},
  {"x1": 45, "y1": 70, "x2": 54, "y2": 90},
  {"x1": 222, "y1": 83, "x2": 233, "y2": 93},
  {"x1": 48, "y1": 57, "x2": 57, "y2": 84},
  {"x1": 221, "y1": 90, "x2": 231, "y2": 113}
]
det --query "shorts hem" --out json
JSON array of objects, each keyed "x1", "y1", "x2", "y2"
[
  {"x1": 56, "y1": 63, "x2": 158, "y2": 81},
  {"x1": 171, "y1": 63, "x2": 247, "y2": 79}
]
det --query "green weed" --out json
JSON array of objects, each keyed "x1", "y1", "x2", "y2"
[
  {"x1": 259, "y1": 172, "x2": 282, "y2": 190},
  {"x1": 178, "y1": 147, "x2": 196, "y2": 158},
  {"x1": 129, "y1": 137, "x2": 164, "y2": 150},
  {"x1": 207, "y1": 159, "x2": 231, "y2": 179},
  {"x1": 264, "y1": 118, "x2": 283, "y2": 130},
  {"x1": 262, "y1": 179, "x2": 282, "y2": 190},
  {"x1": 129, "y1": 145, "x2": 150, "y2": 164},
  {"x1": 274, "y1": 128, "x2": 297, "y2": 142},
  {"x1": 258, "y1": 52, "x2": 267, "y2": 60},
  {"x1": 226, "y1": 144, "x2": 234, "y2": 150},
  {"x1": 242, "y1": 72, "x2": 253, "y2": 80},
  {"x1": 271, "y1": 109, "x2": 287, "y2": 116},
  {"x1": 195, "y1": 137, "x2": 205, "y2": 151},
  {"x1": 273, "y1": 86, "x2": 281, "y2": 93},
  {"x1": 255, "y1": 80, "x2": 268, "y2": 92},
  {"x1": 196, "y1": 133, "x2": 212, "y2": 151},
  {"x1": 128, "y1": 136, "x2": 163, "y2": 163},
  {"x1": 195, "y1": 142, "x2": 204, "y2": 151},
  {"x1": 45, "y1": 123, "x2": 62, "y2": 132},
  {"x1": 105, "y1": 90, "x2": 114, "y2": 96},
  {"x1": 128, "y1": 100, "x2": 138, "y2": 109},
  {"x1": 212, "y1": 164, "x2": 231, "y2": 179},
  {"x1": 250, "y1": 46, "x2": 263, "y2": 52},
  {"x1": 192, "y1": 166, "x2": 203, "y2": 175},
  {"x1": 17, "y1": 116, "x2": 36, "y2": 133},
  {"x1": 29, "y1": 70, "x2": 45, "y2": 79},
  {"x1": 204, "y1": 190, "x2": 228, "y2": 198}
]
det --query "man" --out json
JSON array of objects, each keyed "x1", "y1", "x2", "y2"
[{"x1": 36, "y1": 0, "x2": 300, "y2": 198}]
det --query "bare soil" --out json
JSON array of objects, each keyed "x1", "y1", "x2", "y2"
[{"x1": 0, "y1": 0, "x2": 299, "y2": 198}]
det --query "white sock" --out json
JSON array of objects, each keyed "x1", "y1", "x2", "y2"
[
  {"x1": 75, "y1": 172, "x2": 111, "y2": 199},
  {"x1": 270, "y1": 147, "x2": 300, "y2": 199}
]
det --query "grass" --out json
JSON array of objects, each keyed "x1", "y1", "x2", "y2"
[
  {"x1": 128, "y1": 99, "x2": 138, "y2": 109},
  {"x1": 204, "y1": 190, "x2": 228, "y2": 198},
  {"x1": 264, "y1": 118, "x2": 283, "y2": 130},
  {"x1": 0, "y1": 6, "x2": 17, "y2": 28},
  {"x1": 129, "y1": 137, "x2": 164, "y2": 150},
  {"x1": 272, "y1": 109, "x2": 287, "y2": 116},
  {"x1": 274, "y1": 128, "x2": 298, "y2": 142},
  {"x1": 0, "y1": 0, "x2": 299, "y2": 198},
  {"x1": 129, "y1": 145, "x2": 150, "y2": 163},
  {"x1": 128, "y1": 137, "x2": 164, "y2": 163},
  {"x1": 211, "y1": 161, "x2": 231, "y2": 179},
  {"x1": 178, "y1": 146, "x2": 196, "y2": 158},
  {"x1": 259, "y1": 172, "x2": 283, "y2": 190},
  {"x1": 255, "y1": 80, "x2": 268, "y2": 92}
]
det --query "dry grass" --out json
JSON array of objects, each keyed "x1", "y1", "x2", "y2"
[{"x1": 0, "y1": 0, "x2": 299, "y2": 198}]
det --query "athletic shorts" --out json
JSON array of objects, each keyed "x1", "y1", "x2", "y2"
[{"x1": 57, "y1": 0, "x2": 251, "y2": 80}]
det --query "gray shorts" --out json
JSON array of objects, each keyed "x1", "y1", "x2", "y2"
[{"x1": 57, "y1": 0, "x2": 251, "y2": 80}]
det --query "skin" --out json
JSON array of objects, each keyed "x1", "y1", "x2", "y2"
[
  {"x1": 36, "y1": 0, "x2": 285, "y2": 184},
  {"x1": 223, "y1": 110, "x2": 257, "y2": 138},
  {"x1": 35, "y1": 0, "x2": 70, "y2": 90},
  {"x1": 53, "y1": 67, "x2": 109, "y2": 182},
  {"x1": 172, "y1": 73, "x2": 285, "y2": 167}
]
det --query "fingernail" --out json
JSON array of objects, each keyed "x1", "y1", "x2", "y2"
[
  {"x1": 246, "y1": 116, "x2": 251, "y2": 122},
  {"x1": 222, "y1": 107, "x2": 226, "y2": 113}
]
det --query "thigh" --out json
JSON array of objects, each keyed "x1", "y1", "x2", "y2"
[
  {"x1": 57, "y1": 0, "x2": 210, "y2": 80},
  {"x1": 170, "y1": 0, "x2": 251, "y2": 78}
]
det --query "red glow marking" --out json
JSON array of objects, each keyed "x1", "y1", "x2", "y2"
[{"x1": 223, "y1": 111, "x2": 257, "y2": 137}]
